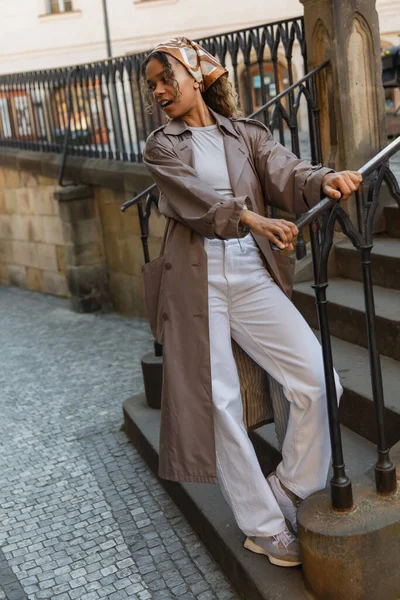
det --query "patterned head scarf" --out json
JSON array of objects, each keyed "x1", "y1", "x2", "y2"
[{"x1": 149, "y1": 36, "x2": 228, "y2": 93}]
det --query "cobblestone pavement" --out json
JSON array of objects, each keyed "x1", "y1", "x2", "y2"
[{"x1": 0, "y1": 287, "x2": 238, "y2": 600}]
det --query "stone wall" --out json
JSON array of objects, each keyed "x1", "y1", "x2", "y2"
[
  {"x1": 0, "y1": 148, "x2": 165, "y2": 317},
  {"x1": 0, "y1": 167, "x2": 68, "y2": 297},
  {"x1": 94, "y1": 187, "x2": 165, "y2": 316}
]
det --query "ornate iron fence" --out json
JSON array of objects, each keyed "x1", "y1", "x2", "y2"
[{"x1": 0, "y1": 16, "x2": 315, "y2": 164}]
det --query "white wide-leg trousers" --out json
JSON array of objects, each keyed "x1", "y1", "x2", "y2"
[{"x1": 204, "y1": 233, "x2": 343, "y2": 538}]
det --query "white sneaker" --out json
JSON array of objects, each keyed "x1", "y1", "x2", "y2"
[
  {"x1": 267, "y1": 472, "x2": 301, "y2": 534},
  {"x1": 244, "y1": 528, "x2": 301, "y2": 567}
]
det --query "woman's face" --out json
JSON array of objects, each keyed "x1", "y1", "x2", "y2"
[{"x1": 145, "y1": 55, "x2": 199, "y2": 119}]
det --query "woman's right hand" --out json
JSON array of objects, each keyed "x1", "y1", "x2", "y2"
[{"x1": 240, "y1": 211, "x2": 298, "y2": 251}]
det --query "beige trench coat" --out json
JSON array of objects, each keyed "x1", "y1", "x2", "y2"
[{"x1": 143, "y1": 107, "x2": 333, "y2": 484}]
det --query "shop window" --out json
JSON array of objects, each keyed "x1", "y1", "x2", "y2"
[{"x1": 249, "y1": 62, "x2": 289, "y2": 114}]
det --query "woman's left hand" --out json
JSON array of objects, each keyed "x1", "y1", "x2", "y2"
[{"x1": 322, "y1": 171, "x2": 363, "y2": 201}]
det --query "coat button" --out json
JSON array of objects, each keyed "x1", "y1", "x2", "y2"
[
  {"x1": 165, "y1": 262, "x2": 172, "y2": 270},
  {"x1": 162, "y1": 313, "x2": 169, "y2": 321}
]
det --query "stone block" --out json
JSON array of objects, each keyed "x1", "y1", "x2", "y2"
[
  {"x1": 298, "y1": 474, "x2": 400, "y2": 600},
  {"x1": 54, "y1": 183, "x2": 92, "y2": 203},
  {"x1": 0, "y1": 240, "x2": 14, "y2": 263},
  {"x1": 4, "y1": 168, "x2": 20, "y2": 189},
  {"x1": 121, "y1": 204, "x2": 142, "y2": 237},
  {"x1": 11, "y1": 215, "x2": 43, "y2": 242},
  {"x1": 0, "y1": 263, "x2": 9, "y2": 284},
  {"x1": 29, "y1": 216, "x2": 44, "y2": 242},
  {"x1": 7, "y1": 265, "x2": 27, "y2": 288},
  {"x1": 148, "y1": 212, "x2": 166, "y2": 239},
  {"x1": 41, "y1": 216, "x2": 64, "y2": 245},
  {"x1": 12, "y1": 241, "x2": 39, "y2": 268},
  {"x1": 66, "y1": 264, "x2": 109, "y2": 312},
  {"x1": 56, "y1": 246, "x2": 66, "y2": 275},
  {"x1": 30, "y1": 186, "x2": 56, "y2": 216},
  {"x1": 103, "y1": 232, "x2": 144, "y2": 277},
  {"x1": 61, "y1": 220, "x2": 73, "y2": 244},
  {"x1": 66, "y1": 264, "x2": 106, "y2": 296},
  {"x1": 36, "y1": 243, "x2": 58, "y2": 272},
  {"x1": 66, "y1": 242, "x2": 104, "y2": 267},
  {"x1": 58, "y1": 197, "x2": 97, "y2": 223},
  {"x1": 108, "y1": 271, "x2": 146, "y2": 317},
  {"x1": 0, "y1": 215, "x2": 12, "y2": 239},
  {"x1": 52, "y1": 195, "x2": 60, "y2": 216},
  {"x1": 72, "y1": 219, "x2": 101, "y2": 246},
  {"x1": 19, "y1": 171, "x2": 38, "y2": 187},
  {"x1": 37, "y1": 175, "x2": 57, "y2": 186},
  {"x1": 15, "y1": 188, "x2": 34, "y2": 215},
  {"x1": 4, "y1": 189, "x2": 18, "y2": 214},
  {"x1": 96, "y1": 188, "x2": 125, "y2": 233},
  {"x1": 0, "y1": 190, "x2": 5, "y2": 214},
  {"x1": 10, "y1": 215, "x2": 29, "y2": 241},
  {"x1": 26, "y1": 267, "x2": 45, "y2": 293},
  {"x1": 43, "y1": 271, "x2": 69, "y2": 297}
]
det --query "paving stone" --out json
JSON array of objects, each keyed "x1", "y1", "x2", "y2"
[{"x1": 0, "y1": 287, "x2": 237, "y2": 600}]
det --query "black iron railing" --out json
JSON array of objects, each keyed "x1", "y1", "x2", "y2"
[
  {"x1": 0, "y1": 16, "x2": 314, "y2": 165},
  {"x1": 295, "y1": 135, "x2": 400, "y2": 509},
  {"x1": 123, "y1": 119, "x2": 400, "y2": 509}
]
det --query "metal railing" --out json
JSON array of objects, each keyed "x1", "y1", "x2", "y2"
[
  {"x1": 123, "y1": 113, "x2": 400, "y2": 509},
  {"x1": 295, "y1": 135, "x2": 400, "y2": 509},
  {"x1": 0, "y1": 16, "x2": 313, "y2": 164}
]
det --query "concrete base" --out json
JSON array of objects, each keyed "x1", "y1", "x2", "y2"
[
  {"x1": 298, "y1": 473, "x2": 400, "y2": 600},
  {"x1": 141, "y1": 352, "x2": 163, "y2": 409}
]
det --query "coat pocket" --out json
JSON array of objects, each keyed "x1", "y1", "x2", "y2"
[
  {"x1": 273, "y1": 252, "x2": 296, "y2": 298},
  {"x1": 142, "y1": 255, "x2": 166, "y2": 344}
]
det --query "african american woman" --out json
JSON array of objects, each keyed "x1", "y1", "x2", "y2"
[{"x1": 140, "y1": 37, "x2": 362, "y2": 568}]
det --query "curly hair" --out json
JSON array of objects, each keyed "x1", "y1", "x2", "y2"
[{"x1": 140, "y1": 51, "x2": 242, "y2": 119}]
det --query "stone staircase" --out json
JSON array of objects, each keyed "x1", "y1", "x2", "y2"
[{"x1": 253, "y1": 202, "x2": 400, "y2": 484}]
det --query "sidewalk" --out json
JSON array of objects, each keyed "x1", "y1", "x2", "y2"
[{"x1": 0, "y1": 287, "x2": 237, "y2": 600}]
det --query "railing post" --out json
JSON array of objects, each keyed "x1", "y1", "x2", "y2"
[
  {"x1": 135, "y1": 192, "x2": 163, "y2": 359},
  {"x1": 360, "y1": 243, "x2": 397, "y2": 495},
  {"x1": 309, "y1": 222, "x2": 353, "y2": 510}
]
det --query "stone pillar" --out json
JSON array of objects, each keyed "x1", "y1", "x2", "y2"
[
  {"x1": 55, "y1": 184, "x2": 110, "y2": 313},
  {"x1": 300, "y1": 0, "x2": 387, "y2": 169}
]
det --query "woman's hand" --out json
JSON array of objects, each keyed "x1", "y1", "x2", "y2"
[
  {"x1": 322, "y1": 171, "x2": 363, "y2": 201},
  {"x1": 240, "y1": 211, "x2": 298, "y2": 250}
]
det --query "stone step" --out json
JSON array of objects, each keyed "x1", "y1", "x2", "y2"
[
  {"x1": 250, "y1": 421, "x2": 377, "y2": 483},
  {"x1": 292, "y1": 278, "x2": 400, "y2": 361},
  {"x1": 385, "y1": 204, "x2": 400, "y2": 238},
  {"x1": 123, "y1": 393, "x2": 309, "y2": 600},
  {"x1": 335, "y1": 237, "x2": 400, "y2": 290},
  {"x1": 327, "y1": 333, "x2": 400, "y2": 446}
]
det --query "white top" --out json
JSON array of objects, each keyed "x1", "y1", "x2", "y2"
[
  {"x1": 187, "y1": 123, "x2": 249, "y2": 250},
  {"x1": 187, "y1": 124, "x2": 235, "y2": 199}
]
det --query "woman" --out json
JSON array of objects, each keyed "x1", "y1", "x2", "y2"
[{"x1": 140, "y1": 37, "x2": 362, "y2": 568}]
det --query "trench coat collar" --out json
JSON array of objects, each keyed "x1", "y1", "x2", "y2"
[
  {"x1": 164, "y1": 107, "x2": 249, "y2": 194},
  {"x1": 163, "y1": 106, "x2": 239, "y2": 139}
]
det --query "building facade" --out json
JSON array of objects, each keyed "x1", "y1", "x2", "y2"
[
  {"x1": 0, "y1": 0, "x2": 398, "y2": 160},
  {"x1": 1, "y1": 0, "x2": 398, "y2": 74}
]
